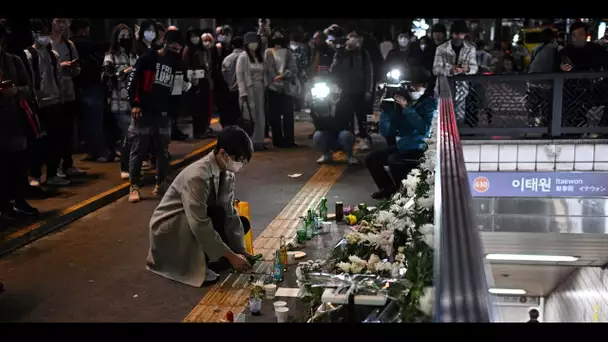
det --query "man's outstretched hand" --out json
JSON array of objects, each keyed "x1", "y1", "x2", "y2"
[{"x1": 227, "y1": 252, "x2": 252, "y2": 272}]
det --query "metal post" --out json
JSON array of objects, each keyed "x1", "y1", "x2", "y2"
[{"x1": 550, "y1": 76, "x2": 564, "y2": 137}]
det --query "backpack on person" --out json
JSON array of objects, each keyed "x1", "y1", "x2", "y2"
[{"x1": 25, "y1": 45, "x2": 60, "y2": 91}]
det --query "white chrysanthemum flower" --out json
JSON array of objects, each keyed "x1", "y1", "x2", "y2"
[
  {"x1": 403, "y1": 174, "x2": 420, "y2": 198},
  {"x1": 423, "y1": 233, "x2": 434, "y2": 248},
  {"x1": 377, "y1": 210, "x2": 396, "y2": 225},
  {"x1": 397, "y1": 246, "x2": 406, "y2": 254},
  {"x1": 388, "y1": 218, "x2": 407, "y2": 232},
  {"x1": 395, "y1": 253, "x2": 405, "y2": 262},
  {"x1": 375, "y1": 261, "x2": 392, "y2": 272},
  {"x1": 420, "y1": 223, "x2": 435, "y2": 235},
  {"x1": 350, "y1": 263, "x2": 365, "y2": 274},
  {"x1": 337, "y1": 261, "x2": 351, "y2": 273},
  {"x1": 417, "y1": 195, "x2": 434, "y2": 209},
  {"x1": 419, "y1": 286, "x2": 435, "y2": 317},
  {"x1": 295, "y1": 266, "x2": 305, "y2": 280},
  {"x1": 345, "y1": 232, "x2": 361, "y2": 245},
  {"x1": 348, "y1": 255, "x2": 367, "y2": 267},
  {"x1": 368, "y1": 254, "x2": 381, "y2": 267},
  {"x1": 362, "y1": 233, "x2": 382, "y2": 249},
  {"x1": 410, "y1": 168, "x2": 422, "y2": 177},
  {"x1": 396, "y1": 197, "x2": 408, "y2": 206}
]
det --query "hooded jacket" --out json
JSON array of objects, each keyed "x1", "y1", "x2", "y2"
[
  {"x1": 379, "y1": 92, "x2": 438, "y2": 152},
  {"x1": 329, "y1": 47, "x2": 373, "y2": 95}
]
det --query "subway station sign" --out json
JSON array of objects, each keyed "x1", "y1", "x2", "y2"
[{"x1": 468, "y1": 172, "x2": 608, "y2": 197}]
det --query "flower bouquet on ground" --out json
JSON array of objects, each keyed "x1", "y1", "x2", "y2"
[
  {"x1": 248, "y1": 280, "x2": 265, "y2": 315},
  {"x1": 294, "y1": 115, "x2": 439, "y2": 323}
]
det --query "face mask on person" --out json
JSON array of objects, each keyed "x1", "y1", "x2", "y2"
[
  {"x1": 420, "y1": 44, "x2": 427, "y2": 51},
  {"x1": 35, "y1": 35, "x2": 51, "y2": 46},
  {"x1": 290, "y1": 43, "x2": 298, "y2": 50},
  {"x1": 227, "y1": 159, "x2": 243, "y2": 173},
  {"x1": 398, "y1": 37, "x2": 409, "y2": 47},
  {"x1": 345, "y1": 37, "x2": 360, "y2": 51},
  {"x1": 143, "y1": 30, "x2": 156, "y2": 43},
  {"x1": 203, "y1": 41, "x2": 213, "y2": 49},
  {"x1": 190, "y1": 36, "x2": 200, "y2": 45},
  {"x1": 119, "y1": 37, "x2": 132, "y2": 49},
  {"x1": 409, "y1": 89, "x2": 425, "y2": 101},
  {"x1": 247, "y1": 42, "x2": 259, "y2": 51}
]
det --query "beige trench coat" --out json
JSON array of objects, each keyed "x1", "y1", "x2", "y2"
[{"x1": 146, "y1": 152, "x2": 245, "y2": 287}]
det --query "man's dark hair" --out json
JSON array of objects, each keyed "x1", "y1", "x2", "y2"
[
  {"x1": 69, "y1": 18, "x2": 90, "y2": 34},
  {"x1": 231, "y1": 36, "x2": 244, "y2": 49},
  {"x1": 214, "y1": 127, "x2": 253, "y2": 162},
  {"x1": 529, "y1": 309, "x2": 539, "y2": 319},
  {"x1": 570, "y1": 21, "x2": 588, "y2": 34},
  {"x1": 451, "y1": 20, "x2": 469, "y2": 35},
  {"x1": 432, "y1": 23, "x2": 447, "y2": 35},
  {"x1": 30, "y1": 19, "x2": 50, "y2": 33},
  {"x1": 165, "y1": 29, "x2": 184, "y2": 46}
]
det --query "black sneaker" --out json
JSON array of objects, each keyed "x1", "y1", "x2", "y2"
[{"x1": 14, "y1": 200, "x2": 40, "y2": 216}]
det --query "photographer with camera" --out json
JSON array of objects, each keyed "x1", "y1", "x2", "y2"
[{"x1": 365, "y1": 67, "x2": 437, "y2": 200}]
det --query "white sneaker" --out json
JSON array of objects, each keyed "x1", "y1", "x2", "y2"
[
  {"x1": 46, "y1": 176, "x2": 71, "y2": 186},
  {"x1": 30, "y1": 179, "x2": 41, "y2": 187},
  {"x1": 317, "y1": 155, "x2": 333, "y2": 164},
  {"x1": 56, "y1": 168, "x2": 68, "y2": 179},
  {"x1": 204, "y1": 268, "x2": 219, "y2": 283},
  {"x1": 120, "y1": 172, "x2": 130, "y2": 180},
  {"x1": 347, "y1": 157, "x2": 360, "y2": 166},
  {"x1": 65, "y1": 167, "x2": 86, "y2": 177}
]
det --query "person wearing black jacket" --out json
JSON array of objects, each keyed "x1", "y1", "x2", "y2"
[
  {"x1": 70, "y1": 19, "x2": 110, "y2": 162},
  {"x1": 0, "y1": 21, "x2": 39, "y2": 231},
  {"x1": 126, "y1": 29, "x2": 190, "y2": 203},
  {"x1": 183, "y1": 27, "x2": 213, "y2": 138},
  {"x1": 135, "y1": 19, "x2": 159, "y2": 57}
]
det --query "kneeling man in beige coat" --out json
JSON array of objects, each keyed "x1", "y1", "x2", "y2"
[{"x1": 147, "y1": 127, "x2": 254, "y2": 287}]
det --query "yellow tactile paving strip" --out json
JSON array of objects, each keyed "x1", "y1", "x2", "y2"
[{"x1": 183, "y1": 159, "x2": 346, "y2": 323}]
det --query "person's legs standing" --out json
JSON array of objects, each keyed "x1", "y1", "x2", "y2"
[
  {"x1": 267, "y1": 90, "x2": 284, "y2": 147},
  {"x1": 7, "y1": 151, "x2": 38, "y2": 215},
  {"x1": 114, "y1": 112, "x2": 131, "y2": 178},
  {"x1": 152, "y1": 116, "x2": 172, "y2": 195},
  {"x1": 60, "y1": 100, "x2": 77, "y2": 172},
  {"x1": 128, "y1": 116, "x2": 152, "y2": 203},
  {"x1": 251, "y1": 85, "x2": 267, "y2": 148},
  {"x1": 281, "y1": 93, "x2": 296, "y2": 146},
  {"x1": 80, "y1": 85, "x2": 108, "y2": 160},
  {"x1": 0, "y1": 152, "x2": 10, "y2": 231},
  {"x1": 365, "y1": 146, "x2": 399, "y2": 198},
  {"x1": 221, "y1": 91, "x2": 240, "y2": 127},
  {"x1": 39, "y1": 104, "x2": 67, "y2": 185}
]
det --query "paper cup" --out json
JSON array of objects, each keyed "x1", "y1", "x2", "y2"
[
  {"x1": 287, "y1": 251, "x2": 296, "y2": 265},
  {"x1": 265, "y1": 284, "x2": 277, "y2": 299},
  {"x1": 275, "y1": 307, "x2": 289, "y2": 323},
  {"x1": 321, "y1": 221, "x2": 332, "y2": 234},
  {"x1": 273, "y1": 301, "x2": 287, "y2": 310}
]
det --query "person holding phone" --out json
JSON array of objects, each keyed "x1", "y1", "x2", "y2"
[{"x1": 365, "y1": 67, "x2": 437, "y2": 200}]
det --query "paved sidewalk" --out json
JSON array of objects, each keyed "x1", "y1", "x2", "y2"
[{"x1": 0, "y1": 121, "x2": 220, "y2": 256}]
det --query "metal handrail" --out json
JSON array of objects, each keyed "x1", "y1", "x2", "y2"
[{"x1": 433, "y1": 75, "x2": 496, "y2": 322}]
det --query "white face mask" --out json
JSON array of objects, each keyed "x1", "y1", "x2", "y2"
[
  {"x1": 190, "y1": 37, "x2": 200, "y2": 45},
  {"x1": 410, "y1": 90, "x2": 425, "y2": 101},
  {"x1": 227, "y1": 160, "x2": 243, "y2": 173},
  {"x1": 247, "y1": 42, "x2": 259, "y2": 51},
  {"x1": 290, "y1": 43, "x2": 298, "y2": 50},
  {"x1": 420, "y1": 44, "x2": 427, "y2": 51},
  {"x1": 36, "y1": 36, "x2": 51, "y2": 46},
  {"x1": 143, "y1": 30, "x2": 156, "y2": 43},
  {"x1": 203, "y1": 41, "x2": 213, "y2": 49},
  {"x1": 398, "y1": 38, "x2": 409, "y2": 47}
]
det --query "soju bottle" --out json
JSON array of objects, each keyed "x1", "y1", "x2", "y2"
[
  {"x1": 306, "y1": 210, "x2": 314, "y2": 239},
  {"x1": 297, "y1": 216, "x2": 308, "y2": 243},
  {"x1": 320, "y1": 197, "x2": 328, "y2": 221},
  {"x1": 273, "y1": 250, "x2": 284, "y2": 282}
]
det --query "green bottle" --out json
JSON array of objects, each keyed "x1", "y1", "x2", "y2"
[
  {"x1": 306, "y1": 210, "x2": 314, "y2": 239},
  {"x1": 273, "y1": 250, "x2": 284, "y2": 282},
  {"x1": 297, "y1": 217, "x2": 308, "y2": 243},
  {"x1": 320, "y1": 197, "x2": 328, "y2": 221}
]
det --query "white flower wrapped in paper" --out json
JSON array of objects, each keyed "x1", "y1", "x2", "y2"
[
  {"x1": 367, "y1": 254, "x2": 381, "y2": 271},
  {"x1": 348, "y1": 255, "x2": 367, "y2": 267},
  {"x1": 345, "y1": 232, "x2": 362, "y2": 245},
  {"x1": 418, "y1": 286, "x2": 435, "y2": 317},
  {"x1": 402, "y1": 173, "x2": 421, "y2": 198},
  {"x1": 337, "y1": 261, "x2": 352, "y2": 274},
  {"x1": 419, "y1": 223, "x2": 435, "y2": 248},
  {"x1": 417, "y1": 195, "x2": 434, "y2": 210}
]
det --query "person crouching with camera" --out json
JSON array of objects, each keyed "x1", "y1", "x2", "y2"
[{"x1": 365, "y1": 67, "x2": 437, "y2": 200}]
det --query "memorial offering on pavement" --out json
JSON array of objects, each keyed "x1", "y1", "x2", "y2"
[{"x1": 291, "y1": 115, "x2": 438, "y2": 323}]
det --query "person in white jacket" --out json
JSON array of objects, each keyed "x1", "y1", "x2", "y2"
[
  {"x1": 432, "y1": 20, "x2": 477, "y2": 124},
  {"x1": 236, "y1": 32, "x2": 268, "y2": 151}
]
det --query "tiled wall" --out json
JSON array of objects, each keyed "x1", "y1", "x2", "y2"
[
  {"x1": 463, "y1": 141, "x2": 608, "y2": 172},
  {"x1": 544, "y1": 267, "x2": 608, "y2": 322}
]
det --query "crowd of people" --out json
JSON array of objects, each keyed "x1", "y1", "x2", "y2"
[{"x1": 2, "y1": 18, "x2": 607, "y2": 235}]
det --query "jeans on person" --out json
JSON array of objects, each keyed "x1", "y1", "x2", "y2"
[
  {"x1": 189, "y1": 83, "x2": 212, "y2": 137},
  {"x1": 312, "y1": 130, "x2": 355, "y2": 158},
  {"x1": 31, "y1": 104, "x2": 64, "y2": 179},
  {"x1": 365, "y1": 146, "x2": 424, "y2": 192},
  {"x1": 222, "y1": 91, "x2": 241, "y2": 128},
  {"x1": 61, "y1": 100, "x2": 79, "y2": 170},
  {"x1": 79, "y1": 85, "x2": 108, "y2": 157},
  {"x1": 128, "y1": 114, "x2": 171, "y2": 187},
  {"x1": 267, "y1": 90, "x2": 295, "y2": 147},
  {"x1": 114, "y1": 112, "x2": 131, "y2": 173}
]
